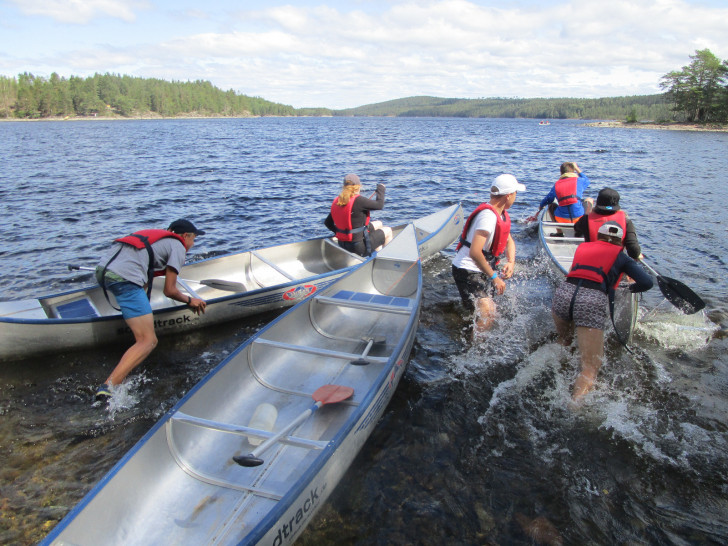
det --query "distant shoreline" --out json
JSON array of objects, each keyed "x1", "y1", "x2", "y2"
[
  {"x1": 584, "y1": 120, "x2": 728, "y2": 132},
  {"x1": 2, "y1": 116, "x2": 727, "y2": 131}
]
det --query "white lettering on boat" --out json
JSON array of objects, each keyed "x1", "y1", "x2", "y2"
[
  {"x1": 271, "y1": 484, "x2": 324, "y2": 545},
  {"x1": 116, "y1": 314, "x2": 195, "y2": 335}
]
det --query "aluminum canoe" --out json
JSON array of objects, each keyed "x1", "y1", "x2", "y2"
[
  {"x1": 0, "y1": 203, "x2": 462, "y2": 361},
  {"x1": 40, "y1": 224, "x2": 423, "y2": 546},
  {"x1": 537, "y1": 209, "x2": 639, "y2": 343}
]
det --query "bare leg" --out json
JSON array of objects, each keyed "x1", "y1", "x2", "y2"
[
  {"x1": 371, "y1": 221, "x2": 394, "y2": 251},
  {"x1": 105, "y1": 313, "x2": 158, "y2": 386},
  {"x1": 572, "y1": 326, "x2": 604, "y2": 401},
  {"x1": 474, "y1": 296, "x2": 497, "y2": 334},
  {"x1": 552, "y1": 311, "x2": 573, "y2": 346},
  {"x1": 382, "y1": 226, "x2": 393, "y2": 246}
]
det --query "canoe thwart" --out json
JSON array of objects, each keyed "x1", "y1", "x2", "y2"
[
  {"x1": 169, "y1": 412, "x2": 329, "y2": 451},
  {"x1": 253, "y1": 337, "x2": 388, "y2": 364},
  {"x1": 542, "y1": 236, "x2": 584, "y2": 243}
]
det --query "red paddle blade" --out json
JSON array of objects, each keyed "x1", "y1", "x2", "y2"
[{"x1": 313, "y1": 384, "x2": 354, "y2": 404}]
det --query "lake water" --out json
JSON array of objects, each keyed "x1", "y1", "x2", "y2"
[{"x1": 1, "y1": 117, "x2": 727, "y2": 544}]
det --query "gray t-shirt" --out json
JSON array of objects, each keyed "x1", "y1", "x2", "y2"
[{"x1": 98, "y1": 237, "x2": 187, "y2": 287}]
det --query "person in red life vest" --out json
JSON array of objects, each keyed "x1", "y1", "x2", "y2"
[
  {"x1": 534, "y1": 162, "x2": 593, "y2": 223},
  {"x1": 93, "y1": 219, "x2": 207, "y2": 403},
  {"x1": 551, "y1": 221, "x2": 653, "y2": 404},
  {"x1": 324, "y1": 173, "x2": 393, "y2": 256},
  {"x1": 573, "y1": 187, "x2": 642, "y2": 260},
  {"x1": 452, "y1": 173, "x2": 526, "y2": 333}
]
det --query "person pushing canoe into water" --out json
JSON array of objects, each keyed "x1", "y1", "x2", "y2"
[
  {"x1": 93, "y1": 219, "x2": 207, "y2": 403},
  {"x1": 551, "y1": 221, "x2": 653, "y2": 404},
  {"x1": 452, "y1": 174, "x2": 526, "y2": 334},
  {"x1": 324, "y1": 173, "x2": 393, "y2": 257}
]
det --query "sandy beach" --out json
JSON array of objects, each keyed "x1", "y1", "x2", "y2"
[{"x1": 584, "y1": 120, "x2": 728, "y2": 132}]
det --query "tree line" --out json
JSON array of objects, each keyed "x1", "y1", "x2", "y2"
[
  {"x1": 333, "y1": 94, "x2": 673, "y2": 121},
  {"x1": 1, "y1": 50, "x2": 726, "y2": 122},
  {"x1": 0, "y1": 73, "x2": 304, "y2": 119}
]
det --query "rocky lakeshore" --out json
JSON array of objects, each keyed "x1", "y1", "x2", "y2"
[{"x1": 585, "y1": 120, "x2": 728, "y2": 132}]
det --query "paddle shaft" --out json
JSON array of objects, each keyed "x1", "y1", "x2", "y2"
[
  {"x1": 69, "y1": 265, "x2": 203, "y2": 300},
  {"x1": 247, "y1": 401, "x2": 321, "y2": 460},
  {"x1": 68, "y1": 265, "x2": 245, "y2": 293}
]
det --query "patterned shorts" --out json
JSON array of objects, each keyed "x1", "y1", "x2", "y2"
[{"x1": 552, "y1": 281, "x2": 608, "y2": 330}]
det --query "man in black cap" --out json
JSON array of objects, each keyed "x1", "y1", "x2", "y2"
[
  {"x1": 93, "y1": 218, "x2": 207, "y2": 402},
  {"x1": 573, "y1": 187, "x2": 642, "y2": 259}
]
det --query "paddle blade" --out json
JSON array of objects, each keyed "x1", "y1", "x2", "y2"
[
  {"x1": 313, "y1": 384, "x2": 354, "y2": 405},
  {"x1": 233, "y1": 454, "x2": 264, "y2": 467},
  {"x1": 199, "y1": 279, "x2": 246, "y2": 292},
  {"x1": 657, "y1": 275, "x2": 705, "y2": 315}
]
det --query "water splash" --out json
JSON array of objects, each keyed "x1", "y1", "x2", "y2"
[{"x1": 636, "y1": 308, "x2": 717, "y2": 351}]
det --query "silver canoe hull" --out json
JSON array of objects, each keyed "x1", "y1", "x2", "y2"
[
  {"x1": 0, "y1": 204, "x2": 462, "y2": 361},
  {"x1": 41, "y1": 224, "x2": 423, "y2": 546},
  {"x1": 537, "y1": 209, "x2": 638, "y2": 343}
]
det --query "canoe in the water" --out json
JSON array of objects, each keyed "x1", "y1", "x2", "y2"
[
  {"x1": 0, "y1": 204, "x2": 462, "y2": 361},
  {"x1": 537, "y1": 209, "x2": 638, "y2": 343},
  {"x1": 40, "y1": 224, "x2": 423, "y2": 546}
]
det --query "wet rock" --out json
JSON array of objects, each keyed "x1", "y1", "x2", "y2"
[{"x1": 515, "y1": 512, "x2": 564, "y2": 546}]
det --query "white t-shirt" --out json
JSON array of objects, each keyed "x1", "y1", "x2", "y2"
[{"x1": 452, "y1": 208, "x2": 497, "y2": 272}]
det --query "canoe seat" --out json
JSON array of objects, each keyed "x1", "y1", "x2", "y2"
[
  {"x1": 53, "y1": 298, "x2": 100, "y2": 319},
  {"x1": 315, "y1": 290, "x2": 413, "y2": 315}
]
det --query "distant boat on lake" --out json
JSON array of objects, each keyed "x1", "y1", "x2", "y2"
[{"x1": 538, "y1": 120, "x2": 550, "y2": 125}]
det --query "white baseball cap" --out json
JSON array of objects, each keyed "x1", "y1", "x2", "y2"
[
  {"x1": 491, "y1": 174, "x2": 526, "y2": 196},
  {"x1": 597, "y1": 221, "x2": 624, "y2": 240}
]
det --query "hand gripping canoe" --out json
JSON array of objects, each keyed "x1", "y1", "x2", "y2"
[{"x1": 233, "y1": 384, "x2": 354, "y2": 468}]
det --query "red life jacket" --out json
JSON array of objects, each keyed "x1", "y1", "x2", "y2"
[
  {"x1": 456, "y1": 203, "x2": 511, "y2": 264},
  {"x1": 330, "y1": 195, "x2": 370, "y2": 242},
  {"x1": 116, "y1": 229, "x2": 186, "y2": 276},
  {"x1": 567, "y1": 240, "x2": 624, "y2": 291},
  {"x1": 587, "y1": 211, "x2": 627, "y2": 242},
  {"x1": 555, "y1": 175, "x2": 578, "y2": 206}
]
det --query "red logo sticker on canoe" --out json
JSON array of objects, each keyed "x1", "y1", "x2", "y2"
[{"x1": 283, "y1": 285, "x2": 317, "y2": 301}]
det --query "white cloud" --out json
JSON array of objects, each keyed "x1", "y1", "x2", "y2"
[
  {"x1": 3, "y1": 0, "x2": 728, "y2": 108},
  {"x1": 8, "y1": 0, "x2": 149, "y2": 24}
]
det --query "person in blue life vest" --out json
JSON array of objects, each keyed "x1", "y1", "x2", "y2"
[
  {"x1": 93, "y1": 219, "x2": 207, "y2": 403},
  {"x1": 535, "y1": 162, "x2": 593, "y2": 223},
  {"x1": 551, "y1": 221, "x2": 653, "y2": 404},
  {"x1": 452, "y1": 173, "x2": 526, "y2": 333},
  {"x1": 324, "y1": 173, "x2": 393, "y2": 256},
  {"x1": 573, "y1": 187, "x2": 643, "y2": 260}
]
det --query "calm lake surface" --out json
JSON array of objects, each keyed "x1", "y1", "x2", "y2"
[{"x1": 1, "y1": 117, "x2": 727, "y2": 545}]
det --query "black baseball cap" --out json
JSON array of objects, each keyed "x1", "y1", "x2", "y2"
[{"x1": 168, "y1": 219, "x2": 205, "y2": 235}]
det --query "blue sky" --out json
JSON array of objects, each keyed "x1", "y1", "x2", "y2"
[{"x1": 1, "y1": 0, "x2": 727, "y2": 109}]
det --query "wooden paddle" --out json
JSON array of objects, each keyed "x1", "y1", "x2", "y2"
[
  {"x1": 233, "y1": 384, "x2": 354, "y2": 467},
  {"x1": 640, "y1": 259, "x2": 705, "y2": 315},
  {"x1": 68, "y1": 265, "x2": 246, "y2": 293}
]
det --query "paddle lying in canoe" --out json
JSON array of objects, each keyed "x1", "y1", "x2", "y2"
[
  {"x1": 233, "y1": 384, "x2": 355, "y2": 467},
  {"x1": 68, "y1": 265, "x2": 247, "y2": 293},
  {"x1": 640, "y1": 259, "x2": 706, "y2": 315}
]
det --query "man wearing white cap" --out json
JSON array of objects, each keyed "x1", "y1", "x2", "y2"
[{"x1": 452, "y1": 173, "x2": 526, "y2": 333}]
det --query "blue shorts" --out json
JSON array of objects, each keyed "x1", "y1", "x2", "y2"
[{"x1": 107, "y1": 281, "x2": 153, "y2": 320}]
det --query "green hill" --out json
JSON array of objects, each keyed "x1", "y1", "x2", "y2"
[{"x1": 333, "y1": 95, "x2": 672, "y2": 121}]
